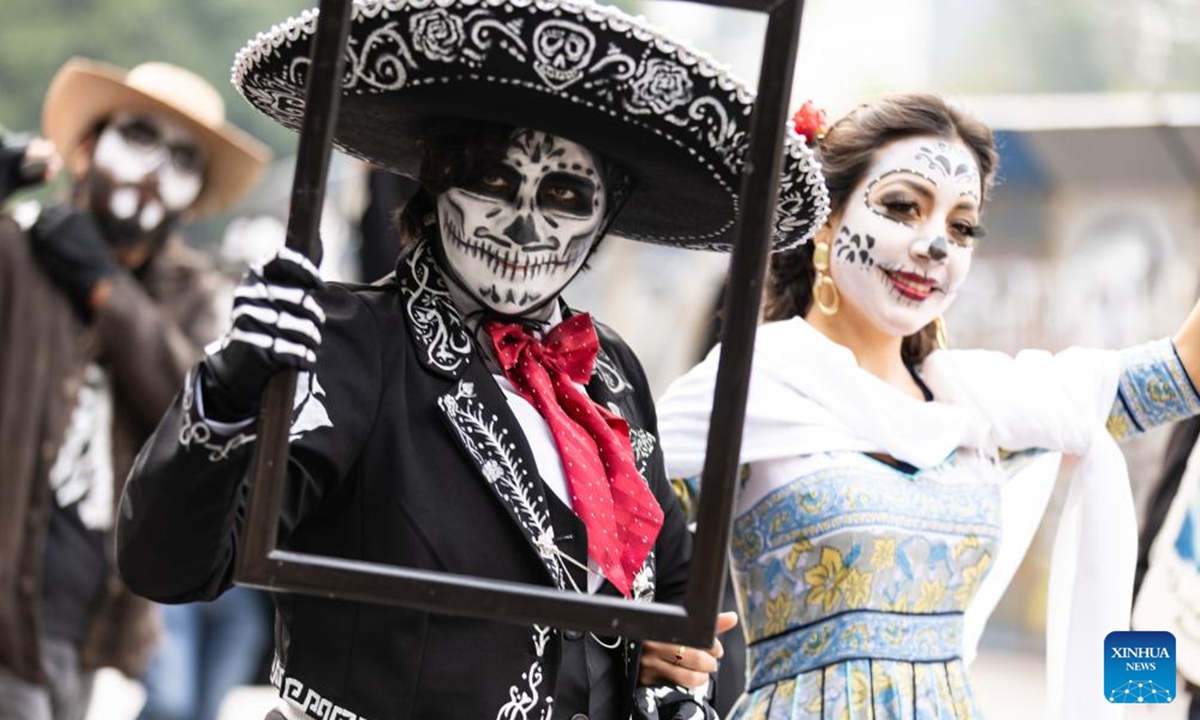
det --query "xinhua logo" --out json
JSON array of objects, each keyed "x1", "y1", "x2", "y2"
[{"x1": 1105, "y1": 631, "x2": 1176, "y2": 704}]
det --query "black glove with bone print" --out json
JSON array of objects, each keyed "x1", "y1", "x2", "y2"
[{"x1": 200, "y1": 247, "x2": 326, "y2": 421}]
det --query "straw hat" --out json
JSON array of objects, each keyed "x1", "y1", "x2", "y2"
[
  {"x1": 43, "y1": 58, "x2": 272, "y2": 216},
  {"x1": 233, "y1": 0, "x2": 828, "y2": 252}
]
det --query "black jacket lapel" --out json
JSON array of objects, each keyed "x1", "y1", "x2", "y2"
[
  {"x1": 396, "y1": 241, "x2": 473, "y2": 380},
  {"x1": 435, "y1": 374, "x2": 566, "y2": 590}
]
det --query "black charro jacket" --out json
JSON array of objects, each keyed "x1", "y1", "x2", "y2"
[{"x1": 116, "y1": 240, "x2": 692, "y2": 720}]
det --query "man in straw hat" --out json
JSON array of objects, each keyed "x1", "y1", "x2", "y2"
[
  {"x1": 117, "y1": 1, "x2": 827, "y2": 719},
  {"x1": 0, "y1": 58, "x2": 270, "y2": 720}
]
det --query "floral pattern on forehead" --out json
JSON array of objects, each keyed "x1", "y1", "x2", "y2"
[
  {"x1": 862, "y1": 138, "x2": 983, "y2": 216},
  {"x1": 913, "y1": 140, "x2": 982, "y2": 202}
]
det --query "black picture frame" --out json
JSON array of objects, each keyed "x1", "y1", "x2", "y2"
[{"x1": 234, "y1": 0, "x2": 808, "y2": 648}]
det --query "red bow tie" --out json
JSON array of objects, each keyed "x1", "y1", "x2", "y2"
[{"x1": 486, "y1": 314, "x2": 664, "y2": 597}]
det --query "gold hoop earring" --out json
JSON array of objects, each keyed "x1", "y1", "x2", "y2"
[
  {"x1": 934, "y1": 315, "x2": 948, "y2": 350},
  {"x1": 811, "y1": 240, "x2": 840, "y2": 316}
]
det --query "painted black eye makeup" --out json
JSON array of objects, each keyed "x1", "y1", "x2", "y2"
[
  {"x1": 463, "y1": 165, "x2": 521, "y2": 202},
  {"x1": 117, "y1": 118, "x2": 160, "y2": 148},
  {"x1": 169, "y1": 144, "x2": 205, "y2": 173},
  {"x1": 538, "y1": 172, "x2": 595, "y2": 215},
  {"x1": 949, "y1": 220, "x2": 985, "y2": 248},
  {"x1": 867, "y1": 179, "x2": 932, "y2": 225},
  {"x1": 878, "y1": 191, "x2": 920, "y2": 219}
]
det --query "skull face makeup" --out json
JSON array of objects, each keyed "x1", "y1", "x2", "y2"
[
  {"x1": 828, "y1": 135, "x2": 983, "y2": 338},
  {"x1": 86, "y1": 110, "x2": 206, "y2": 255},
  {"x1": 436, "y1": 128, "x2": 607, "y2": 317}
]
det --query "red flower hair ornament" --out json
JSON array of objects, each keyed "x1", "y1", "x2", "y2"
[{"x1": 791, "y1": 100, "x2": 828, "y2": 144}]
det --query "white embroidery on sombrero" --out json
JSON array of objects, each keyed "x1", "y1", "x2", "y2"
[
  {"x1": 531, "y1": 19, "x2": 595, "y2": 91},
  {"x1": 231, "y1": 0, "x2": 830, "y2": 252}
]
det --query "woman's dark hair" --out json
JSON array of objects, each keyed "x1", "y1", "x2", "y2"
[
  {"x1": 764, "y1": 92, "x2": 999, "y2": 365},
  {"x1": 394, "y1": 119, "x2": 631, "y2": 254}
]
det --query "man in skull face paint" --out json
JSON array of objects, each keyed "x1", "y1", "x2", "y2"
[
  {"x1": 120, "y1": 117, "x2": 729, "y2": 720},
  {"x1": 79, "y1": 110, "x2": 209, "y2": 271},
  {"x1": 0, "y1": 58, "x2": 269, "y2": 720},
  {"x1": 115, "y1": 1, "x2": 828, "y2": 718},
  {"x1": 435, "y1": 128, "x2": 610, "y2": 317}
]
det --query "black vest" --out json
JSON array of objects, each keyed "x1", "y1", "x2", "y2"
[{"x1": 545, "y1": 487, "x2": 622, "y2": 720}]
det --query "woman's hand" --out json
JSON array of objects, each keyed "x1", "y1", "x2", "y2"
[{"x1": 638, "y1": 611, "x2": 738, "y2": 689}]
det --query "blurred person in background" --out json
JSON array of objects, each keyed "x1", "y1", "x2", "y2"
[
  {"x1": 356, "y1": 167, "x2": 409, "y2": 284},
  {"x1": 135, "y1": 585, "x2": 271, "y2": 720},
  {"x1": 658, "y1": 92, "x2": 1200, "y2": 719},
  {"x1": 1, "y1": 132, "x2": 62, "y2": 201},
  {"x1": 0, "y1": 57, "x2": 269, "y2": 720}
]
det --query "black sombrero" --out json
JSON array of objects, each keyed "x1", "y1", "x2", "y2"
[{"x1": 233, "y1": 0, "x2": 829, "y2": 251}]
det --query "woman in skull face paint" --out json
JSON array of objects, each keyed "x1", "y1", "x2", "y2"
[{"x1": 658, "y1": 92, "x2": 1200, "y2": 719}]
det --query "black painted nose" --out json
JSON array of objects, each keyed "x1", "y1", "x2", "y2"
[
  {"x1": 503, "y1": 214, "x2": 538, "y2": 246},
  {"x1": 928, "y1": 236, "x2": 948, "y2": 262}
]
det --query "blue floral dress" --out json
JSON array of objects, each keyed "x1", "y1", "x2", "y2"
[{"x1": 712, "y1": 340, "x2": 1200, "y2": 720}]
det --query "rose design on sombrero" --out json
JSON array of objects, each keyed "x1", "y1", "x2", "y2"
[
  {"x1": 626, "y1": 59, "x2": 694, "y2": 115},
  {"x1": 232, "y1": 0, "x2": 830, "y2": 252},
  {"x1": 409, "y1": 9, "x2": 466, "y2": 62}
]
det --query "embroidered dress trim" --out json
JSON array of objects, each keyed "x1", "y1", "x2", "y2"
[
  {"x1": 731, "y1": 468, "x2": 1002, "y2": 567},
  {"x1": 1108, "y1": 338, "x2": 1200, "y2": 441},
  {"x1": 745, "y1": 611, "x2": 964, "y2": 690}
]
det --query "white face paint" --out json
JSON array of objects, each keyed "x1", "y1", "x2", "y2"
[
  {"x1": 92, "y1": 110, "x2": 206, "y2": 230},
  {"x1": 828, "y1": 135, "x2": 983, "y2": 337},
  {"x1": 436, "y1": 128, "x2": 606, "y2": 316}
]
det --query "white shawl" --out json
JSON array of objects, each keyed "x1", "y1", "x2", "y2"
[{"x1": 657, "y1": 317, "x2": 1135, "y2": 720}]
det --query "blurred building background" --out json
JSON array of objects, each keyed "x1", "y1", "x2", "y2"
[{"x1": 2, "y1": 0, "x2": 1199, "y2": 717}]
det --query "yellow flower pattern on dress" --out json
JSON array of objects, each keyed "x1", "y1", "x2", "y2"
[
  {"x1": 784, "y1": 537, "x2": 813, "y2": 571},
  {"x1": 801, "y1": 544, "x2": 849, "y2": 612},
  {"x1": 955, "y1": 553, "x2": 993, "y2": 605},
  {"x1": 763, "y1": 592, "x2": 794, "y2": 637},
  {"x1": 1149, "y1": 378, "x2": 1172, "y2": 403},
  {"x1": 1106, "y1": 413, "x2": 1132, "y2": 442},
  {"x1": 849, "y1": 668, "x2": 871, "y2": 713},
  {"x1": 842, "y1": 567, "x2": 873, "y2": 608},
  {"x1": 913, "y1": 580, "x2": 947, "y2": 613},
  {"x1": 871, "y1": 537, "x2": 896, "y2": 570},
  {"x1": 952, "y1": 534, "x2": 980, "y2": 560},
  {"x1": 804, "y1": 547, "x2": 846, "y2": 613}
]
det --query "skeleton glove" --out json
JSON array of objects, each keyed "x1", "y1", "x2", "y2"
[{"x1": 200, "y1": 248, "x2": 326, "y2": 421}]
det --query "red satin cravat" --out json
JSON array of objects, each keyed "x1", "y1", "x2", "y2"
[{"x1": 486, "y1": 313, "x2": 664, "y2": 597}]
